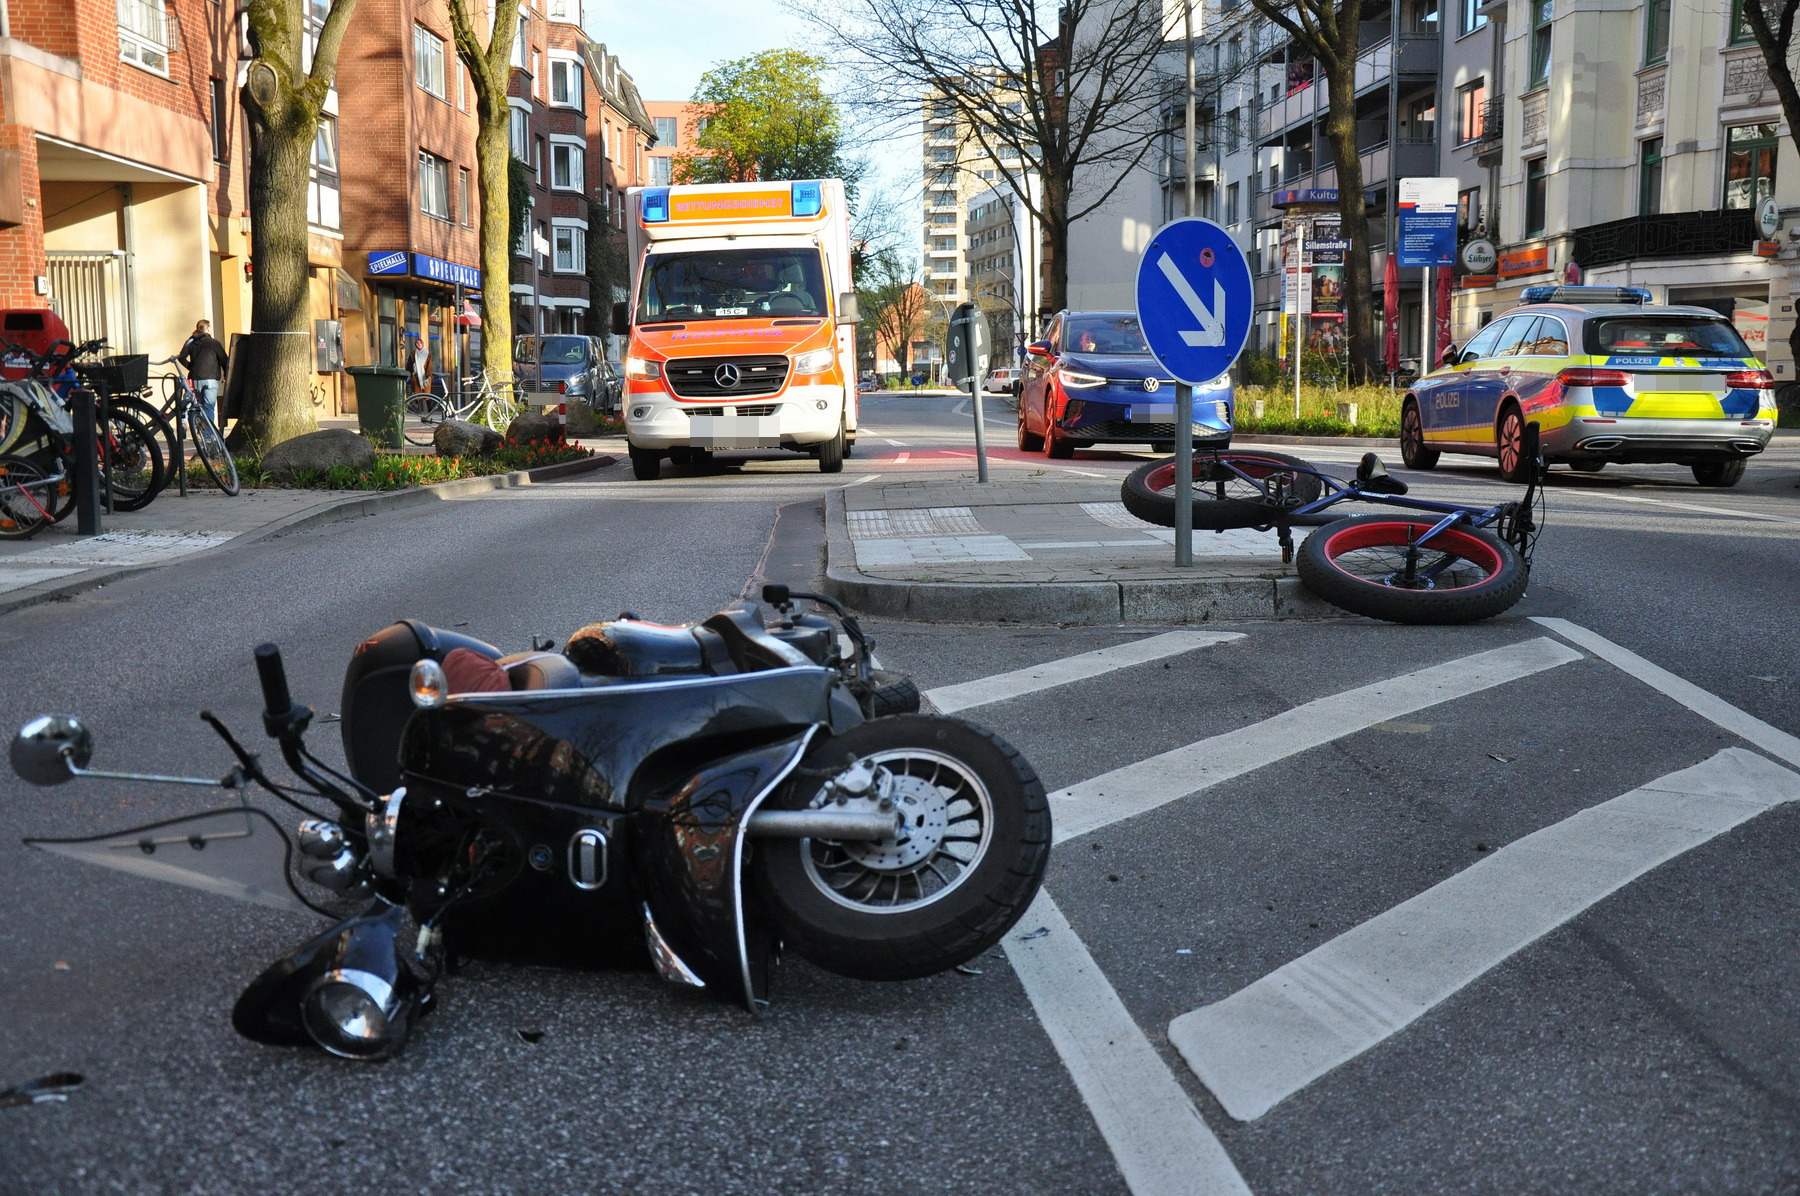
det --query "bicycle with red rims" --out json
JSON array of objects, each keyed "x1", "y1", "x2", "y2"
[{"x1": 1120, "y1": 425, "x2": 1547, "y2": 624}]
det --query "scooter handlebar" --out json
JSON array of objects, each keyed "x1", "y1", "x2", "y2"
[{"x1": 253, "y1": 643, "x2": 293, "y2": 719}]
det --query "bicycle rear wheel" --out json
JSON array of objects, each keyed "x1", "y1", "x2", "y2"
[
  {"x1": 1121, "y1": 450, "x2": 1323, "y2": 530},
  {"x1": 104, "y1": 406, "x2": 164, "y2": 511},
  {"x1": 113, "y1": 394, "x2": 178, "y2": 479},
  {"x1": 188, "y1": 404, "x2": 239, "y2": 495},
  {"x1": 404, "y1": 393, "x2": 448, "y2": 445},
  {"x1": 0, "y1": 455, "x2": 54, "y2": 538},
  {"x1": 1296, "y1": 515, "x2": 1527, "y2": 624}
]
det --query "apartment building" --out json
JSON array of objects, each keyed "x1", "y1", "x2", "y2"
[
  {"x1": 644, "y1": 101, "x2": 701, "y2": 187},
  {"x1": 922, "y1": 91, "x2": 1027, "y2": 308},
  {"x1": 0, "y1": 0, "x2": 245, "y2": 362},
  {"x1": 963, "y1": 178, "x2": 1043, "y2": 356}
]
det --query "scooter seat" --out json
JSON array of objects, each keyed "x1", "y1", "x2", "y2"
[{"x1": 497, "y1": 651, "x2": 583, "y2": 691}]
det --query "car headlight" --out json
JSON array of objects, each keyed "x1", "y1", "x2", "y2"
[
  {"x1": 1059, "y1": 369, "x2": 1106, "y2": 389},
  {"x1": 1200, "y1": 375, "x2": 1231, "y2": 391},
  {"x1": 624, "y1": 356, "x2": 661, "y2": 380},
  {"x1": 793, "y1": 348, "x2": 834, "y2": 376}
]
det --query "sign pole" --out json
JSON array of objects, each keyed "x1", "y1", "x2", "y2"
[
  {"x1": 968, "y1": 314, "x2": 990, "y2": 485},
  {"x1": 1422, "y1": 264, "x2": 1432, "y2": 374},
  {"x1": 1176, "y1": 0, "x2": 1196, "y2": 568}
]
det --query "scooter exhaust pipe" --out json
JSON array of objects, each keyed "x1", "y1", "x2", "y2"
[{"x1": 745, "y1": 809, "x2": 902, "y2": 840}]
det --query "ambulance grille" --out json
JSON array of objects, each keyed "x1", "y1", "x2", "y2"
[{"x1": 666, "y1": 355, "x2": 790, "y2": 399}]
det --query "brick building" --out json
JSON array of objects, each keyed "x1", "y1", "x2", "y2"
[
  {"x1": 644, "y1": 101, "x2": 702, "y2": 188},
  {"x1": 586, "y1": 39, "x2": 653, "y2": 351}
]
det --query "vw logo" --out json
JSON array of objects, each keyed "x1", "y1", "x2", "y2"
[
  {"x1": 714, "y1": 364, "x2": 741, "y2": 389},
  {"x1": 1142, "y1": 377, "x2": 1162, "y2": 393}
]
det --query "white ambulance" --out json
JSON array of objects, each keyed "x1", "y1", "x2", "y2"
[{"x1": 612, "y1": 179, "x2": 860, "y2": 479}]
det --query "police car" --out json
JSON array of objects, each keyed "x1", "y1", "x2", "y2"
[{"x1": 1401, "y1": 286, "x2": 1778, "y2": 487}]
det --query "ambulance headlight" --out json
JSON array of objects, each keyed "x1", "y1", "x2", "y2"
[
  {"x1": 624, "y1": 356, "x2": 661, "y2": 380},
  {"x1": 793, "y1": 348, "x2": 834, "y2": 376}
]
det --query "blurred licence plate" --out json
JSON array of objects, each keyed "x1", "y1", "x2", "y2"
[
  {"x1": 689, "y1": 416, "x2": 780, "y2": 448},
  {"x1": 1129, "y1": 405, "x2": 1175, "y2": 423}
]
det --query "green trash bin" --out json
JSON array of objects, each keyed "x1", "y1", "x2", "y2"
[{"x1": 346, "y1": 365, "x2": 411, "y2": 450}]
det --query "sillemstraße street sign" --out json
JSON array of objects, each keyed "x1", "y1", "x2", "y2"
[
  {"x1": 1135, "y1": 217, "x2": 1252, "y2": 570},
  {"x1": 1397, "y1": 177, "x2": 1458, "y2": 268},
  {"x1": 948, "y1": 301, "x2": 993, "y2": 482},
  {"x1": 1134, "y1": 217, "x2": 1253, "y2": 386}
]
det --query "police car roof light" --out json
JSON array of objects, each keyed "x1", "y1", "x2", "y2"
[
  {"x1": 1518, "y1": 285, "x2": 1651, "y2": 305},
  {"x1": 642, "y1": 188, "x2": 670, "y2": 223}
]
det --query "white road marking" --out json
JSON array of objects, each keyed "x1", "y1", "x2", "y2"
[
  {"x1": 1587, "y1": 492, "x2": 1800, "y2": 524},
  {"x1": 1533, "y1": 617, "x2": 1800, "y2": 768},
  {"x1": 926, "y1": 630, "x2": 1245, "y2": 715},
  {"x1": 841, "y1": 473, "x2": 880, "y2": 487},
  {"x1": 883, "y1": 437, "x2": 910, "y2": 446},
  {"x1": 1050, "y1": 637, "x2": 1584, "y2": 844},
  {"x1": 895, "y1": 452, "x2": 911, "y2": 463},
  {"x1": 1059, "y1": 467, "x2": 1108, "y2": 478},
  {"x1": 953, "y1": 399, "x2": 970, "y2": 416},
  {"x1": 1169, "y1": 748, "x2": 1800, "y2": 1121},
  {"x1": 1006, "y1": 891, "x2": 1252, "y2": 1196}
]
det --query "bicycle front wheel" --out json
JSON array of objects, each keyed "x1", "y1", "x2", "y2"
[
  {"x1": 189, "y1": 405, "x2": 239, "y2": 495},
  {"x1": 1296, "y1": 515, "x2": 1527, "y2": 624},
  {"x1": 483, "y1": 390, "x2": 521, "y2": 432},
  {"x1": 1121, "y1": 451, "x2": 1323, "y2": 530},
  {"x1": 0, "y1": 455, "x2": 55, "y2": 538},
  {"x1": 104, "y1": 407, "x2": 165, "y2": 511},
  {"x1": 404, "y1": 393, "x2": 447, "y2": 445}
]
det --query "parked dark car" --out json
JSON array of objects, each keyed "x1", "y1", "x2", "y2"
[
  {"x1": 515, "y1": 335, "x2": 610, "y2": 410},
  {"x1": 1017, "y1": 310, "x2": 1233, "y2": 459}
]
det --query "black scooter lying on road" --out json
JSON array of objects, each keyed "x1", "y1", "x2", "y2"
[{"x1": 9, "y1": 586, "x2": 1050, "y2": 1059}]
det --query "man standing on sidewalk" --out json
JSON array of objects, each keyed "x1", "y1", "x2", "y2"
[{"x1": 177, "y1": 320, "x2": 229, "y2": 428}]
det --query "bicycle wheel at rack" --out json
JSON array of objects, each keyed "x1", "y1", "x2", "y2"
[
  {"x1": 1295, "y1": 515, "x2": 1528, "y2": 624},
  {"x1": 404, "y1": 392, "x2": 448, "y2": 446},
  {"x1": 1121, "y1": 450, "x2": 1324, "y2": 530},
  {"x1": 187, "y1": 405, "x2": 239, "y2": 495},
  {"x1": 113, "y1": 394, "x2": 178, "y2": 483},
  {"x1": 103, "y1": 406, "x2": 165, "y2": 512},
  {"x1": 0, "y1": 455, "x2": 55, "y2": 538}
]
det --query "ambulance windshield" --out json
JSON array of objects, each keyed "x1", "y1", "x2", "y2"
[{"x1": 637, "y1": 248, "x2": 828, "y2": 322}]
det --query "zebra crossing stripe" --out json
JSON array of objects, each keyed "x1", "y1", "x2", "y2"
[{"x1": 925, "y1": 630, "x2": 1245, "y2": 715}]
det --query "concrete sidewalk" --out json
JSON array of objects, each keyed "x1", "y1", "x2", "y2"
[
  {"x1": 0, "y1": 453, "x2": 613, "y2": 615},
  {"x1": 823, "y1": 473, "x2": 1341, "y2": 624}
]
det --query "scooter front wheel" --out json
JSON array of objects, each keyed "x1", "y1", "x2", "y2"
[{"x1": 753, "y1": 715, "x2": 1049, "y2": 981}]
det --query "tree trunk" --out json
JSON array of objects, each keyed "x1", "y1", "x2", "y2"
[
  {"x1": 1322, "y1": 65, "x2": 1375, "y2": 385},
  {"x1": 475, "y1": 117, "x2": 514, "y2": 385},
  {"x1": 1042, "y1": 173, "x2": 1071, "y2": 314},
  {"x1": 235, "y1": 75, "x2": 322, "y2": 452}
]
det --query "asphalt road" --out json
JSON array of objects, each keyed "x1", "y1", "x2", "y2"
[{"x1": 3, "y1": 391, "x2": 1799, "y2": 1194}]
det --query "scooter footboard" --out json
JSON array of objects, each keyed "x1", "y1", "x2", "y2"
[{"x1": 636, "y1": 728, "x2": 819, "y2": 1009}]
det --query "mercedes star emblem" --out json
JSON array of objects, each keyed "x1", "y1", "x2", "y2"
[
  {"x1": 1142, "y1": 377, "x2": 1162, "y2": 393},
  {"x1": 714, "y1": 363, "x2": 741, "y2": 389}
]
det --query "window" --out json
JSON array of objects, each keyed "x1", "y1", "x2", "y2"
[
  {"x1": 1639, "y1": 138, "x2": 1663, "y2": 215},
  {"x1": 419, "y1": 150, "x2": 451, "y2": 220},
  {"x1": 534, "y1": 135, "x2": 546, "y2": 185},
  {"x1": 1644, "y1": 0, "x2": 1670, "y2": 63},
  {"x1": 654, "y1": 116, "x2": 678, "y2": 146},
  {"x1": 459, "y1": 166, "x2": 472, "y2": 225},
  {"x1": 458, "y1": 65, "x2": 467, "y2": 110},
  {"x1": 309, "y1": 116, "x2": 340, "y2": 231},
  {"x1": 1724, "y1": 123, "x2": 1778, "y2": 209},
  {"x1": 1529, "y1": 0, "x2": 1553, "y2": 88},
  {"x1": 1226, "y1": 182, "x2": 1241, "y2": 225},
  {"x1": 1525, "y1": 156, "x2": 1547, "y2": 236},
  {"x1": 548, "y1": 0, "x2": 573, "y2": 18},
  {"x1": 1226, "y1": 108, "x2": 1242, "y2": 152},
  {"x1": 1457, "y1": 79, "x2": 1486, "y2": 144},
  {"x1": 1461, "y1": 0, "x2": 1488, "y2": 35},
  {"x1": 1459, "y1": 317, "x2": 1511, "y2": 361},
  {"x1": 1492, "y1": 316, "x2": 1542, "y2": 358},
  {"x1": 513, "y1": 19, "x2": 528, "y2": 68},
  {"x1": 550, "y1": 58, "x2": 582, "y2": 107},
  {"x1": 1405, "y1": 0, "x2": 1439, "y2": 33},
  {"x1": 509, "y1": 107, "x2": 530, "y2": 160},
  {"x1": 1730, "y1": 0, "x2": 1757, "y2": 44},
  {"x1": 1458, "y1": 186, "x2": 1482, "y2": 231},
  {"x1": 414, "y1": 25, "x2": 446, "y2": 97},
  {"x1": 551, "y1": 142, "x2": 584, "y2": 190},
  {"x1": 117, "y1": 0, "x2": 170, "y2": 73},
  {"x1": 209, "y1": 78, "x2": 227, "y2": 162},
  {"x1": 553, "y1": 226, "x2": 585, "y2": 273},
  {"x1": 1405, "y1": 97, "x2": 1436, "y2": 141},
  {"x1": 650, "y1": 156, "x2": 672, "y2": 185}
]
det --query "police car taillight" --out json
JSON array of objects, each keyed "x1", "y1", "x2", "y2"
[
  {"x1": 1727, "y1": 369, "x2": 1774, "y2": 390},
  {"x1": 1558, "y1": 367, "x2": 1629, "y2": 387}
]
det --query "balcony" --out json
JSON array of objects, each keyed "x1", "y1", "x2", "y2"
[
  {"x1": 1571, "y1": 209, "x2": 1760, "y2": 269},
  {"x1": 1473, "y1": 98, "x2": 1504, "y2": 165},
  {"x1": 1260, "y1": 36, "x2": 1441, "y2": 140}
]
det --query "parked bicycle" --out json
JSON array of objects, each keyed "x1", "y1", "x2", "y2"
[
  {"x1": 147, "y1": 358, "x2": 240, "y2": 496},
  {"x1": 403, "y1": 369, "x2": 521, "y2": 445},
  {"x1": 1121, "y1": 426, "x2": 1547, "y2": 624}
]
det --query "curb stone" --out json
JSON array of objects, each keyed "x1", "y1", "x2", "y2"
[
  {"x1": 0, "y1": 453, "x2": 617, "y2": 617},
  {"x1": 821, "y1": 487, "x2": 1347, "y2": 625}
]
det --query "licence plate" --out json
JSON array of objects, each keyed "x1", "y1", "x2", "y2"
[
  {"x1": 689, "y1": 415, "x2": 780, "y2": 448},
  {"x1": 1129, "y1": 406, "x2": 1176, "y2": 423}
]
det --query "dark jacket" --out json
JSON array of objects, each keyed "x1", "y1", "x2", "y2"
[{"x1": 178, "y1": 334, "x2": 229, "y2": 381}]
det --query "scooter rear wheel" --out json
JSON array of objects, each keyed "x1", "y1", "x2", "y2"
[{"x1": 754, "y1": 715, "x2": 1049, "y2": 981}]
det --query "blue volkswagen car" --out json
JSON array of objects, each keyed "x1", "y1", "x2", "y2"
[{"x1": 1016, "y1": 310, "x2": 1233, "y2": 459}]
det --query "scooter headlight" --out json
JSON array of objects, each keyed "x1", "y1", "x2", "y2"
[
  {"x1": 793, "y1": 348, "x2": 834, "y2": 376},
  {"x1": 302, "y1": 970, "x2": 395, "y2": 1059}
]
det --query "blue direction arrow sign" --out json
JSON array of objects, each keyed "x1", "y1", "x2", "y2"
[{"x1": 1135, "y1": 218, "x2": 1254, "y2": 385}]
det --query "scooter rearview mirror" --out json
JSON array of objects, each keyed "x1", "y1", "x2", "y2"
[{"x1": 10, "y1": 715, "x2": 92, "y2": 786}]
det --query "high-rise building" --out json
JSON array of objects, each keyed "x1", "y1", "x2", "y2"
[{"x1": 920, "y1": 91, "x2": 1027, "y2": 310}]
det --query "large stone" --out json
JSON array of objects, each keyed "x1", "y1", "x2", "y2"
[
  {"x1": 505, "y1": 412, "x2": 564, "y2": 444},
  {"x1": 564, "y1": 402, "x2": 604, "y2": 438},
  {"x1": 433, "y1": 418, "x2": 503, "y2": 457},
  {"x1": 261, "y1": 428, "x2": 377, "y2": 482}
]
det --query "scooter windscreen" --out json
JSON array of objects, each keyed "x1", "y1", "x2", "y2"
[{"x1": 25, "y1": 807, "x2": 334, "y2": 919}]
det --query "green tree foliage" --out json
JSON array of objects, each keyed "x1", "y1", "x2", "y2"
[{"x1": 675, "y1": 50, "x2": 861, "y2": 186}]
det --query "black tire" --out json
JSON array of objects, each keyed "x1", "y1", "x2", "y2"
[
  {"x1": 818, "y1": 420, "x2": 845, "y2": 473},
  {"x1": 629, "y1": 443, "x2": 661, "y2": 480},
  {"x1": 857, "y1": 669, "x2": 921, "y2": 718},
  {"x1": 1121, "y1": 450, "x2": 1322, "y2": 530},
  {"x1": 0, "y1": 455, "x2": 54, "y2": 539},
  {"x1": 1045, "y1": 422, "x2": 1074, "y2": 459},
  {"x1": 103, "y1": 407, "x2": 164, "y2": 511},
  {"x1": 1692, "y1": 459, "x2": 1747, "y2": 487},
  {"x1": 1297, "y1": 514, "x2": 1529, "y2": 624},
  {"x1": 1496, "y1": 404, "x2": 1531, "y2": 484},
  {"x1": 404, "y1": 393, "x2": 447, "y2": 446},
  {"x1": 114, "y1": 395, "x2": 178, "y2": 480},
  {"x1": 754, "y1": 715, "x2": 1050, "y2": 981},
  {"x1": 1399, "y1": 398, "x2": 1439, "y2": 470},
  {"x1": 1017, "y1": 411, "x2": 1044, "y2": 452},
  {"x1": 189, "y1": 405, "x2": 240, "y2": 495},
  {"x1": 844, "y1": 435, "x2": 856, "y2": 459},
  {"x1": 1567, "y1": 460, "x2": 1606, "y2": 473}
]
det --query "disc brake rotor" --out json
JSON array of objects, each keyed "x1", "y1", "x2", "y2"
[{"x1": 840, "y1": 772, "x2": 950, "y2": 872}]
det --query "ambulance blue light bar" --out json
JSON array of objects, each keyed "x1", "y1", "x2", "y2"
[
  {"x1": 791, "y1": 181, "x2": 822, "y2": 218},
  {"x1": 1519, "y1": 285, "x2": 1651, "y2": 305},
  {"x1": 641, "y1": 188, "x2": 670, "y2": 223}
]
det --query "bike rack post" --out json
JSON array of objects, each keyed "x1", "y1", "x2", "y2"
[
  {"x1": 71, "y1": 388, "x2": 103, "y2": 535},
  {"x1": 174, "y1": 382, "x2": 188, "y2": 498},
  {"x1": 97, "y1": 389, "x2": 114, "y2": 515}
]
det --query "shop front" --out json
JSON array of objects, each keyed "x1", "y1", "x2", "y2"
[{"x1": 355, "y1": 251, "x2": 484, "y2": 403}]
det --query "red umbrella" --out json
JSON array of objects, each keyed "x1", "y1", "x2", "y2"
[
  {"x1": 1434, "y1": 265, "x2": 1454, "y2": 370},
  {"x1": 1383, "y1": 253, "x2": 1400, "y2": 375}
]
